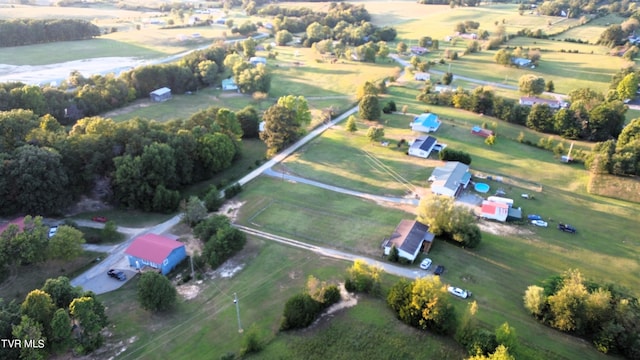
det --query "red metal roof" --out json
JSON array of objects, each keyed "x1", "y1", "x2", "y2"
[
  {"x1": 0, "y1": 217, "x2": 25, "y2": 235},
  {"x1": 125, "y1": 233, "x2": 184, "y2": 264}
]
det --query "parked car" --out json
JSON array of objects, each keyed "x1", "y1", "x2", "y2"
[
  {"x1": 531, "y1": 220, "x2": 548, "y2": 227},
  {"x1": 558, "y1": 223, "x2": 577, "y2": 233},
  {"x1": 434, "y1": 265, "x2": 445, "y2": 276},
  {"x1": 447, "y1": 286, "x2": 471, "y2": 299},
  {"x1": 48, "y1": 226, "x2": 58, "y2": 238},
  {"x1": 419, "y1": 258, "x2": 432, "y2": 270},
  {"x1": 527, "y1": 214, "x2": 542, "y2": 221},
  {"x1": 92, "y1": 216, "x2": 108, "y2": 223},
  {"x1": 107, "y1": 269, "x2": 126, "y2": 281}
]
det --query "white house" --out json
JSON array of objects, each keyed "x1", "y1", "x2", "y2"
[
  {"x1": 480, "y1": 201, "x2": 509, "y2": 222},
  {"x1": 408, "y1": 136, "x2": 437, "y2": 159},
  {"x1": 512, "y1": 57, "x2": 532, "y2": 67},
  {"x1": 428, "y1": 161, "x2": 471, "y2": 198},
  {"x1": 382, "y1": 220, "x2": 435, "y2": 262},
  {"x1": 519, "y1": 97, "x2": 568, "y2": 109},
  {"x1": 249, "y1": 56, "x2": 267, "y2": 65},
  {"x1": 414, "y1": 72, "x2": 430, "y2": 81},
  {"x1": 410, "y1": 113, "x2": 441, "y2": 133}
]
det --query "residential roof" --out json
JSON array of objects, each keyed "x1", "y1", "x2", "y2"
[
  {"x1": 512, "y1": 57, "x2": 531, "y2": 66},
  {"x1": 481, "y1": 201, "x2": 509, "y2": 214},
  {"x1": 150, "y1": 87, "x2": 171, "y2": 96},
  {"x1": 222, "y1": 78, "x2": 237, "y2": 87},
  {"x1": 388, "y1": 220, "x2": 434, "y2": 255},
  {"x1": 0, "y1": 217, "x2": 25, "y2": 235},
  {"x1": 125, "y1": 233, "x2": 185, "y2": 264},
  {"x1": 413, "y1": 113, "x2": 440, "y2": 129},
  {"x1": 519, "y1": 97, "x2": 565, "y2": 107},
  {"x1": 430, "y1": 161, "x2": 471, "y2": 191},
  {"x1": 410, "y1": 136, "x2": 437, "y2": 152}
]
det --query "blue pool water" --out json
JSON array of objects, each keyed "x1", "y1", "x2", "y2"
[{"x1": 474, "y1": 183, "x2": 490, "y2": 193}]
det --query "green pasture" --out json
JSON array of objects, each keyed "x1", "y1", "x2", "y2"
[
  {"x1": 0, "y1": 38, "x2": 163, "y2": 66},
  {"x1": 506, "y1": 37, "x2": 611, "y2": 55},
  {"x1": 235, "y1": 177, "x2": 411, "y2": 256},
  {"x1": 281, "y1": 122, "x2": 431, "y2": 197},
  {"x1": 553, "y1": 13, "x2": 627, "y2": 43},
  {"x1": 70, "y1": 209, "x2": 174, "y2": 228}
]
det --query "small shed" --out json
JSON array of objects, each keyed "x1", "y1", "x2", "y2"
[
  {"x1": 125, "y1": 233, "x2": 187, "y2": 275},
  {"x1": 471, "y1": 126, "x2": 494, "y2": 138},
  {"x1": 150, "y1": 87, "x2": 172, "y2": 102},
  {"x1": 222, "y1": 78, "x2": 238, "y2": 91}
]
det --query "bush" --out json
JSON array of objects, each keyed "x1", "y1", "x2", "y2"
[
  {"x1": 280, "y1": 293, "x2": 322, "y2": 330},
  {"x1": 382, "y1": 100, "x2": 397, "y2": 114},
  {"x1": 439, "y1": 148, "x2": 472, "y2": 164},
  {"x1": 137, "y1": 272, "x2": 177, "y2": 312},
  {"x1": 224, "y1": 183, "x2": 243, "y2": 199}
]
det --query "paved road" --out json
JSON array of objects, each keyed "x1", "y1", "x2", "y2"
[
  {"x1": 263, "y1": 167, "x2": 420, "y2": 205},
  {"x1": 71, "y1": 215, "x2": 182, "y2": 294},
  {"x1": 236, "y1": 225, "x2": 430, "y2": 280},
  {"x1": 71, "y1": 104, "x2": 360, "y2": 294}
]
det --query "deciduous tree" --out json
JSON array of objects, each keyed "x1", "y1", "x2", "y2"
[
  {"x1": 260, "y1": 104, "x2": 298, "y2": 157},
  {"x1": 518, "y1": 74, "x2": 545, "y2": 95},
  {"x1": 345, "y1": 115, "x2": 358, "y2": 133},
  {"x1": 48, "y1": 225, "x2": 85, "y2": 261},
  {"x1": 137, "y1": 272, "x2": 177, "y2": 312},
  {"x1": 366, "y1": 126, "x2": 385, "y2": 142}
]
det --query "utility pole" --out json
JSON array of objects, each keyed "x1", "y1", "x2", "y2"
[
  {"x1": 189, "y1": 255, "x2": 194, "y2": 279},
  {"x1": 233, "y1": 293, "x2": 243, "y2": 333}
]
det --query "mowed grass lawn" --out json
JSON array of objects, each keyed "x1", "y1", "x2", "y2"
[
  {"x1": 102, "y1": 239, "x2": 465, "y2": 360},
  {"x1": 235, "y1": 177, "x2": 412, "y2": 256}
]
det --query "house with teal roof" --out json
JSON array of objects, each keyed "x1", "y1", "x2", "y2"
[{"x1": 410, "y1": 113, "x2": 441, "y2": 133}]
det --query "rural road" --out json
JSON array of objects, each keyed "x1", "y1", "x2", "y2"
[
  {"x1": 235, "y1": 225, "x2": 431, "y2": 280},
  {"x1": 71, "y1": 104, "x2": 360, "y2": 294},
  {"x1": 263, "y1": 167, "x2": 420, "y2": 206}
]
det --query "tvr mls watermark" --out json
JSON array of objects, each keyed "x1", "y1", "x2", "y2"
[{"x1": 1, "y1": 338, "x2": 46, "y2": 349}]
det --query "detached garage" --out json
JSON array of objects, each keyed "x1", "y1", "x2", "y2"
[{"x1": 125, "y1": 234, "x2": 186, "y2": 275}]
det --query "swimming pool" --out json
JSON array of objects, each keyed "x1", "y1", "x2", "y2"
[{"x1": 474, "y1": 183, "x2": 490, "y2": 193}]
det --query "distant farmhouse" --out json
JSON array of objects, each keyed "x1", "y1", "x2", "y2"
[
  {"x1": 382, "y1": 220, "x2": 435, "y2": 262},
  {"x1": 411, "y1": 113, "x2": 441, "y2": 133},
  {"x1": 249, "y1": 56, "x2": 267, "y2": 66},
  {"x1": 428, "y1": 161, "x2": 471, "y2": 198},
  {"x1": 410, "y1": 46, "x2": 428, "y2": 55},
  {"x1": 150, "y1": 87, "x2": 172, "y2": 102},
  {"x1": 414, "y1": 72, "x2": 430, "y2": 81},
  {"x1": 519, "y1": 97, "x2": 568, "y2": 109},
  {"x1": 408, "y1": 135, "x2": 437, "y2": 159},
  {"x1": 0, "y1": 217, "x2": 25, "y2": 236},
  {"x1": 511, "y1": 57, "x2": 532, "y2": 68}
]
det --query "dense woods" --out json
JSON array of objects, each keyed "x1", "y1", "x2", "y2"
[
  {"x1": 0, "y1": 106, "x2": 248, "y2": 215},
  {"x1": 0, "y1": 19, "x2": 100, "y2": 47}
]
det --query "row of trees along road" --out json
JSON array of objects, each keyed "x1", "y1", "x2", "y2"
[
  {"x1": 0, "y1": 104, "x2": 261, "y2": 215},
  {"x1": 0, "y1": 41, "x2": 270, "y2": 125},
  {"x1": 0, "y1": 276, "x2": 108, "y2": 359}
]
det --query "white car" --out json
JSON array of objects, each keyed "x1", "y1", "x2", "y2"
[
  {"x1": 447, "y1": 286, "x2": 471, "y2": 299},
  {"x1": 531, "y1": 220, "x2": 548, "y2": 227},
  {"x1": 48, "y1": 226, "x2": 58, "y2": 238},
  {"x1": 419, "y1": 258, "x2": 432, "y2": 270}
]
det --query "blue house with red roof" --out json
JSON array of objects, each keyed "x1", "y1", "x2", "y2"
[{"x1": 125, "y1": 233, "x2": 187, "y2": 275}]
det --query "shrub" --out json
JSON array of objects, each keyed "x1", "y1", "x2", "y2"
[
  {"x1": 224, "y1": 183, "x2": 243, "y2": 199},
  {"x1": 280, "y1": 293, "x2": 322, "y2": 330},
  {"x1": 439, "y1": 148, "x2": 472, "y2": 164}
]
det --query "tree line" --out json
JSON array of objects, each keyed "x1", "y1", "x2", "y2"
[
  {"x1": 0, "y1": 104, "x2": 260, "y2": 216},
  {"x1": 417, "y1": 83, "x2": 627, "y2": 142},
  {"x1": 0, "y1": 19, "x2": 100, "y2": 47},
  {"x1": 0, "y1": 276, "x2": 108, "y2": 359},
  {"x1": 258, "y1": 2, "x2": 396, "y2": 47},
  {"x1": 0, "y1": 42, "x2": 271, "y2": 125},
  {"x1": 524, "y1": 269, "x2": 640, "y2": 358}
]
